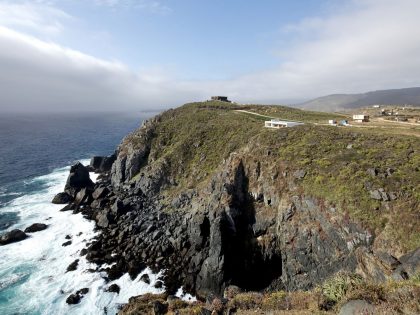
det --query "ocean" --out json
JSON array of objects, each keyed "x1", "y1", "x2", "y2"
[{"x1": 0, "y1": 112, "x2": 184, "y2": 315}]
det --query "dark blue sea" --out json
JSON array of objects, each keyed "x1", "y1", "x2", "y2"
[{"x1": 0, "y1": 112, "x2": 181, "y2": 315}]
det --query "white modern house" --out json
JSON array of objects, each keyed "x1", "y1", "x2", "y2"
[
  {"x1": 328, "y1": 120, "x2": 337, "y2": 125},
  {"x1": 264, "y1": 119, "x2": 304, "y2": 128},
  {"x1": 352, "y1": 114, "x2": 369, "y2": 122}
]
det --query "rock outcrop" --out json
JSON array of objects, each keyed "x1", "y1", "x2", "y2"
[
  {"x1": 24, "y1": 223, "x2": 48, "y2": 233},
  {"x1": 64, "y1": 162, "x2": 94, "y2": 198}
]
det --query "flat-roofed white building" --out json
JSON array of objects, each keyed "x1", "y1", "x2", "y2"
[
  {"x1": 264, "y1": 119, "x2": 304, "y2": 128},
  {"x1": 352, "y1": 114, "x2": 369, "y2": 122}
]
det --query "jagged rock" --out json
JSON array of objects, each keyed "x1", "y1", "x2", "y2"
[
  {"x1": 0, "y1": 229, "x2": 27, "y2": 245},
  {"x1": 65, "y1": 162, "x2": 94, "y2": 198},
  {"x1": 338, "y1": 299, "x2": 375, "y2": 315},
  {"x1": 24, "y1": 223, "x2": 48, "y2": 233},
  {"x1": 107, "y1": 262, "x2": 125, "y2": 280},
  {"x1": 154, "y1": 280, "x2": 164, "y2": 289},
  {"x1": 392, "y1": 247, "x2": 420, "y2": 280},
  {"x1": 106, "y1": 283, "x2": 120, "y2": 294},
  {"x1": 52, "y1": 192, "x2": 72, "y2": 204},
  {"x1": 66, "y1": 259, "x2": 79, "y2": 272},
  {"x1": 140, "y1": 273, "x2": 150, "y2": 284},
  {"x1": 74, "y1": 188, "x2": 91, "y2": 205},
  {"x1": 92, "y1": 186, "x2": 109, "y2": 200},
  {"x1": 66, "y1": 288, "x2": 89, "y2": 305},
  {"x1": 59, "y1": 204, "x2": 75, "y2": 212},
  {"x1": 374, "y1": 251, "x2": 400, "y2": 270},
  {"x1": 111, "y1": 199, "x2": 125, "y2": 215},
  {"x1": 90, "y1": 154, "x2": 116, "y2": 173}
]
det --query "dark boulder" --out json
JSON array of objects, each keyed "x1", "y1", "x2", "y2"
[
  {"x1": 64, "y1": 162, "x2": 94, "y2": 198},
  {"x1": 59, "y1": 204, "x2": 75, "y2": 212},
  {"x1": 62, "y1": 241, "x2": 72, "y2": 247},
  {"x1": 66, "y1": 259, "x2": 79, "y2": 272},
  {"x1": 24, "y1": 223, "x2": 48, "y2": 233},
  {"x1": 0, "y1": 229, "x2": 28, "y2": 245},
  {"x1": 52, "y1": 192, "x2": 72, "y2": 204},
  {"x1": 106, "y1": 283, "x2": 120, "y2": 294},
  {"x1": 140, "y1": 273, "x2": 150, "y2": 284},
  {"x1": 90, "y1": 154, "x2": 116, "y2": 173},
  {"x1": 66, "y1": 288, "x2": 89, "y2": 305}
]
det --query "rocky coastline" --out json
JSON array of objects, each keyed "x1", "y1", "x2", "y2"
[{"x1": 44, "y1": 103, "x2": 420, "y2": 313}]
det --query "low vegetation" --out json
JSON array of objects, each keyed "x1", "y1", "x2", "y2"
[{"x1": 119, "y1": 274, "x2": 420, "y2": 314}]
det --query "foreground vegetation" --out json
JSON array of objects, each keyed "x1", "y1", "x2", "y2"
[{"x1": 120, "y1": 273, "x2": 420, "y2": 314}]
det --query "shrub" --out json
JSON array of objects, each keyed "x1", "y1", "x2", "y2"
[{"x1": 321, "y1": 272, "x2": 363, "y2": 304}]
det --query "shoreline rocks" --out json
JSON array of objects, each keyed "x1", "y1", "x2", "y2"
[
  {"x1": 66, "y1": 288, "x2": 89, "y2": 305},
  {"x1": 24, "y1": 223, "x2": 48, "y2": 233},
  {"x1": 0, "y1": 229, "x2": 28, "y2": 245}
]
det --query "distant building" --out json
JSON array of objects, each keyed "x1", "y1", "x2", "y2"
[
  {"x1": 210, "y1": 96, "x2": 231, "y2": 102},
  {"x1": 328, "y1": 120, "x2": 337, "y2": 125},
  {"x1": 264, "y1": 119, "x2": 304, "y2": 128},
  {"x1": 339, "y1": 120, "x2": 349, "y2": 126},
  {"x1": 372, "y1": 105, "x2": 380, "y2": 108},
  {"x1": 353, "y1": 114, "x2": 369, "y2": 122}
]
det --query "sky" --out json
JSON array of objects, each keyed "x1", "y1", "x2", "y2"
[{"x1": 1, "y1": 0, "x2": 420, "y2": 112}]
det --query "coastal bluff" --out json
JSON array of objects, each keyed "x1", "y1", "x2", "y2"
[{"x1": 53, "y1": 101, "x2": 420, "y2": 314}]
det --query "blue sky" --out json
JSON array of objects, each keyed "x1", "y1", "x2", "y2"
[
  {"x1": 17, "y1": 0, "x2": 332, "y2": 80},
  {"x1": 1, "y1": 0, "x2": 420, "y2": 112}
]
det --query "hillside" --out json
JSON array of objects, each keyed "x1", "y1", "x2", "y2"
[
  {"x1": 55, "y1": 101, "x2": 420, "y2": 314},
  {"x1": 300, "y1": 87, "x2": 420, "y2": 111}
]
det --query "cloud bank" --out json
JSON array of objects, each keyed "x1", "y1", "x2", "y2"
[{"x1": 1, "y1": 0, "x2": 420, "y2": 112}]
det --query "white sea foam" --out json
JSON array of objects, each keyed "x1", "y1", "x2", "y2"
[{"x1": 0, "y1": 160, "x2": 164, "y2": 315}]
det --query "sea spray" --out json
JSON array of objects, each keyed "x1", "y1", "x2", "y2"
[{"x1": 0, "y1": 160, "x2": 164, "y2": 315}]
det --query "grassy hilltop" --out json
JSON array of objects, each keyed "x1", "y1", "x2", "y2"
[{"x1": 125, "y1": 101, "x2": 419, "y2": 252}]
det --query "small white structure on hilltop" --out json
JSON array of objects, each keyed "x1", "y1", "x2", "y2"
[
  {"x1": 264, "y1": 119, "x2": 304, "y2": 128},
  {"x1": 372, "y1": 105, "x2": 380, "y2": 108},
  {"x1": 353, "y1": 114, "x2": 370, "y2": 122},
  {"x1": 328, "y1": 120, "x2": 337, "y2": 125}
]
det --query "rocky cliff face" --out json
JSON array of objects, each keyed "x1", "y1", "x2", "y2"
[{"x1": 55, "y1": 103, "x2": 420, "y2": 305}]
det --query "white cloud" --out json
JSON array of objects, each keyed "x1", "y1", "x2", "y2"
[
  {"x1": 1, "y1": 0, "x2": 420, "y2": 112},
  {"x1": 0, "y1": 1, "x2": 70, "y2": 35},
  {"x1": 226, "y1": 0, "x2": 420, "y2": 103},
  {"x1": 0, "y1": 26, "x2": 202, "y2": 112},
  {"x1": 93, "y1": 0, "x2": 171, "y2": 14}
]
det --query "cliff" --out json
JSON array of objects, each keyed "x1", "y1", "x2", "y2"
[{"x1": 56, "y1": 101, "x2": 420, "y2": 313}]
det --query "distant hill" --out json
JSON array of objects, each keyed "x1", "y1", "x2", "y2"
[{"x1": 299, "y1": 87, "x2": 420, "y2": 111}]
